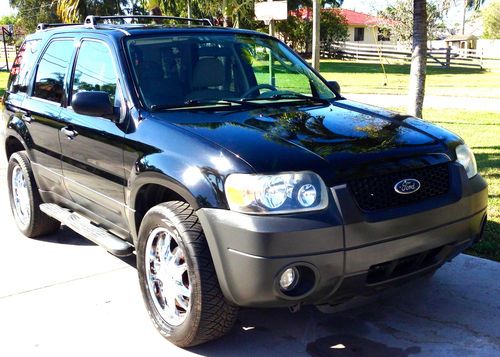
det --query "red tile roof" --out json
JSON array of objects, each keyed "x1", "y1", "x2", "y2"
[{"x1": 290, "y1": 8, "x2": 386, "y2": 27}]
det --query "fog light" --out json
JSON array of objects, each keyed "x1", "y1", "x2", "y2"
[{"x1": 279, "y1": 267, "x2": 299, "y2": 291}]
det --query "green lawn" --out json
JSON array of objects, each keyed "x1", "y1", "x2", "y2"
[
  {"x1": 405, "y1": 109, "x2": 499, "y2": 262},
  {"x1": 319, "y1": 60, "x2": 500, "y2": 98},
  {"x1": 0, "y1": 70, "x2": 498, "y2": 261}
]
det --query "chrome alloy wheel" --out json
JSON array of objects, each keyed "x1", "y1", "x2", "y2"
[
  {"x1": 145, "y1": 227, "x2": 191, "y2": 326},
  {"x1": 11, "y1": 165, "x2": 30, "y2": 227}
]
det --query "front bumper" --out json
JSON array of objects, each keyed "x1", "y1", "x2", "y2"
[{"x1": 197, "y1": 164, "x2": 488, "y2": 307}]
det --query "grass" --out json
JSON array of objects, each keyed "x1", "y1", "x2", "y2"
[
  {"x1": 0, "y1": 71, "x2": 7, "y2": 98},
  {"x1": 0, "y1": 69, "x2": 498, "y2": 261},
  {"x1": 319, "y1": 60, "x2": 500, "y2": 98},
  {"x1": 392, "y1": 108, "x2": 500, "y2": 262}
]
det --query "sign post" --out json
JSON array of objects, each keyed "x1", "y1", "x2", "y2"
[
  {"x1": 2, "y1": 26, "x2": 13, "y2": 72},
  {"x1": 254, "y1": 0, "x2": 287, "y2": 37},
  {"x1": 255, "y1": 0, "x2": 287, "y2": 86}
]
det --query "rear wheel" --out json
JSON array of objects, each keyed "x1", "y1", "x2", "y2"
[
  {"x1": 137, "y1": 201, "x2": 238, "y2": 347},
  {"x1": 7, "y1": 151, "x2": 60, "y2": 237}
]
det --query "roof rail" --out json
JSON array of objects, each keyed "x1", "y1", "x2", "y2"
[
  {"x1": 36, "y1": 23, "x2": 81, "y2": 31},
  {"x1": 84, "y1": 15, "x2": 213, "y2": 28}
]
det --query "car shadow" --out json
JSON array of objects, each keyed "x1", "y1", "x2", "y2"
[{"x1": 188, "y1": 282, "x2": 427, "y2": 357}]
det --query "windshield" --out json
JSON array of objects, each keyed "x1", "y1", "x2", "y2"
[{"x1": 125, "y1": 33, "x2": 335, "y2": 110}]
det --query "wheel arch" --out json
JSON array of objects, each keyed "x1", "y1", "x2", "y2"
[{"x1": 127, "y1": 172, "x2": 203, "y2": 245}]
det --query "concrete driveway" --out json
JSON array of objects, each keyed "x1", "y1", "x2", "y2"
[{"x1": 0, "y1": 157, "x2": 499, "y2": 357}]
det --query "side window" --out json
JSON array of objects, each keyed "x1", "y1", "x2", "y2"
[
  {"x1": 33, "y1": 40, "x2": 74, "y2": 103},
  {"x1": 8, "y1": 40, "x2": 41, "y2": 94},
  {"x1": 71, "y1": 41, "x2": 118, "y2": 105}
]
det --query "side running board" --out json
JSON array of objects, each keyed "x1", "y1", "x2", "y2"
[{"x1": 40, "y1": 203, "x2": 134, "y2": 257}]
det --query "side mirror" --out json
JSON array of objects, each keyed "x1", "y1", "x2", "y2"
[
  {"x1": 72, "y1": 91, "x2": 117, "y2": 121},
  {"x1": 327, "y1": 81, "x2": 341, "y2": 95}
]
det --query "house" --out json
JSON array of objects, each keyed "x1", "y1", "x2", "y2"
[
  {"x1": 444, "y1": 34, "x2": 477, "y2": 51},
  {"x1": 290, "y1": 8, "x2": 394, "y2": 44}
]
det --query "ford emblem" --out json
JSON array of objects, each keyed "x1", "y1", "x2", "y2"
[{"x1": 394, "y1": 178, "x2": 421, "y2": 195}]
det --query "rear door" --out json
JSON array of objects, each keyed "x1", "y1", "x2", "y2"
[
  {"x1": 58, "y1": 38, "x2": 129, "y2": 235},
  {"x1": 21, "y1": 38, "x2": 75, "y2": 199}
]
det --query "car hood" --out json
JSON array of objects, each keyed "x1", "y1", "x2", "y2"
[{"x1": 151, "y1": 99, "x2": 461, "y2": 184}]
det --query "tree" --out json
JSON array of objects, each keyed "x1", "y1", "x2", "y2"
[
  {"x1": 276, "y1": 9, "x2": 347, "y2": 54},
  {"x1": 0, "y1": 15, "x2": 17, "y2": 25},
  {"x1": 378, "y1": 0, "x2": 444, "y2": 46},
  {"x1": 482, "y1": 0, "x2": 500, "y2": 39},
  {"x1": 56, "y1": 0, "x2": 127, "y2": 23},
  {"x1": 9, "y1": 0, "x2": 60, "y2": 34},
  {"x1": 408, "y1": 0, "x2": 427, "y2": 118}
]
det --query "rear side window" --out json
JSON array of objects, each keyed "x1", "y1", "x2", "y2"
[
  {"x1": 8, "y1": 40, "x2": 41, "y2": 94},
  {"x1": 71, "y1": 40, "x2": 118, "y2": 104},
  {"x1": 33, "y1": 40, "x2": 74, "y2": 103}
]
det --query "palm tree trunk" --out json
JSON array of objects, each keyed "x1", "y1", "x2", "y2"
[
  {"x1": 408, "y1": 0, "x2": 427, "y2": 118},
  {"x1": 223, "y1": 0, "x2": 229, "y2": 27}
]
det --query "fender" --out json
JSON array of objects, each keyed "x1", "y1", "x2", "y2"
[
  {"x1": 125, "y1": 149, "x2": 253, "y2": 243},
  {"x1": 4, "y1": 115, "x2": 33, "y2": 159}
]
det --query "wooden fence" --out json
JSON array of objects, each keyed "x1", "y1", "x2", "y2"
[
  {"x1": 322, "y1": 41, "x2": 484, "y2": 69},
  {"x1": 0, "y1": 44, "x2": 17, "y2": 70}
]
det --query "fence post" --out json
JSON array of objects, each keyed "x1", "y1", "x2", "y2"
[{"x1": 445, "y1": 47, "x2": 451, "y2": 69}]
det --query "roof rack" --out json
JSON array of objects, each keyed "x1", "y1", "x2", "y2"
[
  {"x1": 84, "y1": 15, "x2": 213, "y2": 28},
  {"x1": 36, "y1": 23, "x2": 81, "y2": 31}
]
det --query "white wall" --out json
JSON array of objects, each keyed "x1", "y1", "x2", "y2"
[{"x1": 347, "y1": 25, "x2": 388, "y2": 45}]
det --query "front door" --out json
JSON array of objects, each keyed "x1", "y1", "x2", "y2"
[
  {"x1": 59, "y1": 39, "x2": 129, "y2": 236},
  {"x1": 22, "y1": 38, "x2": 74, "y2": 200}
]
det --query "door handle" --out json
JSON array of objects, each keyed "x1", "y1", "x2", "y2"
[
  {"x1": 61, "y1": 126, "x2": 78, "y2": 140},
  {"x1": 21, "y1": 114, "x2": 33, "y2": 123}
]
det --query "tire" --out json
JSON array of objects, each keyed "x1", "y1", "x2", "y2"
[
  {"x1": 137, "y1": 201, "x2": 238, "y2": 347},
  {"x1": 7, "y1": 151, "x2": 60, "y2": 237}
]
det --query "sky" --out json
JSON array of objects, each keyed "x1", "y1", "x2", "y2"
[
  {"x1": 0, "y1": 0, "x2": 15, "y2": 16},
  {"x1": 341, "y1": 0, "x2": 395, "y2": 15},
  {"x1": 0, "y1": 0, "x2": 492, "y2": 29}
]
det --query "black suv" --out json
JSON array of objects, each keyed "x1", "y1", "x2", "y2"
[{"x1": 2, "y1": 16, "x2": 488, "y2": 347}]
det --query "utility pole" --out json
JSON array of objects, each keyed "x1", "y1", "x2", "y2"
[
  {"x1": 312, "y1": 0, "x2": 320, "y2": 70},
  {"x1": 461, "y1": 0, "x2": 466, "y2": 34}
]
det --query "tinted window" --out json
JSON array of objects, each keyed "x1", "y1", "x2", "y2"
[
  {"x1": 125, "y1": 35, "x2": 335, "y2": 109},
  {"x1": 33, "y1": 40, "x2": 74, "y2": 103},
  {"x1": 8, "y1": 40, "x2": 41, "y2": 94},
  {"x1": 71, "y1": 41, "x2": 117, "y2": 104}
]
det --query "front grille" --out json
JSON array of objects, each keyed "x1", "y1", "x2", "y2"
[{"x1": 348, "y1": 163, "x2": 450, "y2": 211}]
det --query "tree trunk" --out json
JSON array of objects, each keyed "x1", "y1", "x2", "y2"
[
  {"x1": 408, "y1": 0, "x2": 427, "y2": 118},
  {"x1": 312, "y1": 0, "x2": 321, "y2": 70},
  {"x1": 222, "y1": 0, "x2": 229, "y2": 27}
]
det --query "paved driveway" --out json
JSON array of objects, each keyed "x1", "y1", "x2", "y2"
[{"x1": 0, "y1": 156, "x2": 499, "y2": 357}]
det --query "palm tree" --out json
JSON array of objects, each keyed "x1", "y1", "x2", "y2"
[
  {"x1": 56, "y1": 0, "x2": 124, "y2": 23},
  {"x1": 57, "y1": 0, "x2": 85, "y2": 23},
  {"x1": 407, "y1": 0, "x2": 427, "y2": 118}
]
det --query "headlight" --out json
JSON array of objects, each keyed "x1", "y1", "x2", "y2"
[
  {"x1": 456, "y1": 144, "x2": 477, "y2": 178},
  {"x1": 225, "y1": 171, "x2": 328, "y2": 214}
]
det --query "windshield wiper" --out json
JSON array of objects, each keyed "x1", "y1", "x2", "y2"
[
  {"x1": 267, "y1": 93, "x2": 331, "y2": 104},
  {"x1": 150, "y1": 99, "x2": 261, "y2": 111},
  {"x1": 241, "y1": 93, "x2": 331, "y2": 105}
]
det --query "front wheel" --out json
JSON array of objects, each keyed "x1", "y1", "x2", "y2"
[{"x1": 137, "y1": 201, "x2": 238, "y2": 347}]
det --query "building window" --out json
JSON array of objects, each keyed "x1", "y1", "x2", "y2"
[{"x1": 354, "y1": 27, "x2": 365, "y2": 42}]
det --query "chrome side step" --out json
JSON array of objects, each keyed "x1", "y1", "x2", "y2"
[{"x1": 40, "y1": 203, "x2": 134, "y2": 257}]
